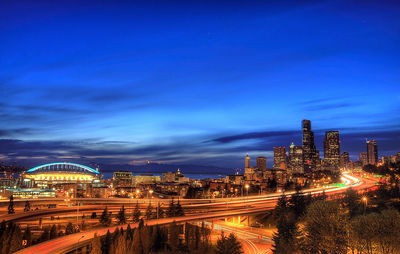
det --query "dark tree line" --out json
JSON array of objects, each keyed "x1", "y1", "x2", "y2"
[
  {"x1": 272, "y1": 188, "x2": 400, "y2": 254},
  {"x1": 90, "y1": 220, "x2": 220, "y2": 254}
]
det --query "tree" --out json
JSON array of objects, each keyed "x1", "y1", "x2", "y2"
[
  {"x1": 49, "y1": 224, "x2": 57, "y2": 239},
  {"x1": 38, "y1": 218, "x2": 42, "y2": 229},
  {"x1": 8, "y1": 195, "x2": 15, "y2": 214},
  {"x1": 167, "y1": 198, "x2": 176, "y2": 217},
  {"x1": 375, "y1": 209, "x2": 400, "y2": 254},
  {"x1": 175, "y1": 199, "x2": 185, "y2": 216},
  {"x1": 24, "y1": 200, "x2": 30, "y2": 212},
  {"x1": 101, "y1": 230, "x2": 112, "y2": 254},
  {"x1": 300, "y1": 200, "x2": 348, "y2": 254},
  {"x1": 349, "y1": 213, "x2": 377, "y2": 254},
  {"x1": 1, "y1": 222, "x2": 23, "y2": 253},
  {"x1": 91, "y1": 212, "x2": 97, "y2": 219},
  {"x1": 272, "y1": 194, "x2": 298, "y2": 254},
  {"x1": 116, "y1": 205, "x2": 127, "y2": 224},
  {"x1": 157, "y1": 202, "x2": 165, "y2": 219},
  {"x1": 65, "y1": 222, "x2": 74, "y2": 235},
  {"x1": 133, "y1": 202, "x2": 141, "y2": 222},
  {"x1": 40, "y1": 226, "x2": 50, "y2": 242},
  {"x1": 289, "y1": 190, "x2": 306, "y2": 219},
  {"x1": 215, "y1": 232, "x2": 243, "y2": 254},
  {"x1": 90, "y1": 233, "x2": 102, "y2": 254},
  {"x1": 274, "y1": 194, "x2": 288, "y2": 219},
  {"x1": 342, "y1": 188, "x2": 360, "y2": 218},
  {"x1": 100, "y1": 207, "x2": 112, "y2": 226},
  {"x1": 145, "y1": 202, "x2": 153, "y2": 220}
]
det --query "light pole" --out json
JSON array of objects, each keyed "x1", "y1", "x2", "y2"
[
  {"x1": 362, "y1": 196, "x2": 368, "y2": 215},
  {"x1": 149, "y1": 189, "x2": 153, "y2": 200},
  {"x1": 245, "y1": 184, "x2": 250, "y2": 226},
  {"x1": 76, "y1": 235, "x2": 84, "y2": 254}
]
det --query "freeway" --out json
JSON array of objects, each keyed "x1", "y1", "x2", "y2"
[{"x1": 15, "y1": 172, "x2": 378, "y2": 254}]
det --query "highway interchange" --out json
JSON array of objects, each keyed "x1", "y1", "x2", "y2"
[{"x1": 9, "y1": 172, "x2": 378, "y2": 254}]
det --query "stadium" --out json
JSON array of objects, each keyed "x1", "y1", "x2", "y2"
[{"x1": 23, "y1": 162, "x2": 100, "y2": 186}]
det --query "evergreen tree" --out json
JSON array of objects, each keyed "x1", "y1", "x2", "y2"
[
  {"x1": 126, "y1": 224, "x2": 133, "y2": 241},
  {"x1": 341, "y1": 188, "x2": 360, "y2": 218},
  {"x1": 65, "y1": 222, "x2": 74, "y2": 235},
  {"x1": 116, "y1": 205, "x2": 127, "y2": 224},
  {"x1": 49, "y1": 224, "x2": 57, "y2": 239},
  {"x1": 167, "y1": 198, "x2": 176, "y2": 217},
  {"x1": 101, "y1": 230, "x2": 112, "y2": 254},
  {"x1": 133, "y1": 202, "x2": 141, "y2": 222},
  {"x1": 274, "y1": 194, "x2": 288, "y2": 219},
  {"x1": 300, "y1": 200, "x2": 348, "y2": 254},
  {"x1": 8, "y1": 195, "x2": 15, "y2": 214},
  {"x1": 272, "y1": 194, "x2": 298, "y2": 254},
  {"x1": 38, "y1": 218, "x2": 42, "y2": 229},
  {"x1": 145, "y1": 202, "x2": 153, "y2": 220},
  {"x1": 157, "y1": 202, "x2": 165, "y2": 219},
  {"x1": 40, "y1": 226, "x2": 50, "y2": 242},
  {"x1": 24, "y1": 200, "x2": 30, "y2": 212},
  {"x1": 289, "y1": 190, "x2": 306, "y2": 219},
  {"x1": 90, "y1": 233, "x2": 102, "y2": 254},
  {"x1": 175, "y1": 199, "x2": 185, "y2": 216},
  {"x1": 100, "y1": 206, "x2": 112, "y2": 226},
  {"x1": 91, "y1": 212, "x2": 97, "y2": 219},
  {"x1": 22, "y1": 226, "x2": 32, "y2": 247},
  {"x1": 216, "y1": 232, "x2": 243, "y2": 254}
]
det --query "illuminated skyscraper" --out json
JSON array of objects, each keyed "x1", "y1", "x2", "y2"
[
  {"x1": 289, "y1": 142, "x2": 304, "y2": 174},
  {"x1": 340, "y1": 151, "x2": 349, "y2": 169},
  {"x1": 323, "y1": 131, "x2": 340, "y2": 173},
  {"x1": 256, "y1": 157, "x2": 267, "y2": 171},
  {"x1": 273, "y1": 147, "x2": 287, "y2": 169},
  {"x1": 245, "y1": 154, "x2": 250, "y2": 168},
  {"x1": 366, "y1": 140, "x2": 378, "y2": 165},
  {"x1": 302, "y1": 119, "x2": 317, "y2": 171},
  {"x1": 359, "y1": 152, "x2": 368, "y2": 166}
]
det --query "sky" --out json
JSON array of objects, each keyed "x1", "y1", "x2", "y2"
[{"x1": 0, "y1": 0, "x2": 399, "y2": 171}]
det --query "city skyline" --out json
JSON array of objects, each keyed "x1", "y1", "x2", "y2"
[{"x1": 1, "y1": 1, "x2": 399, "y2": 169}]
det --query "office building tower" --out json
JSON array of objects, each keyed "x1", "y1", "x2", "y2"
[
  {"x1": 359, "y1": 152, "x2": 368, "y2": 166},
  {"x1": 256, "y1": 157, "x2": 267, "y2": 171},
  {"x1": 340, "y1": 152, "x2": 350, "y2": 169},
  {"x1": 289, "y1": 142, "x2": 304, "y2": 174},
  {"x1": 324, "y1": 131, "x2": 340, "y2": 172},
  {"x1": 273, "y1": 147, "x2": 287, "y2": 169},
  {"x1": 366, "y1": 140, "x2": 378, "y2": 165},
  {"x1": 302, "y1": 119, "x2": 317, "y2": 171},
  {"x1": 245, "y1": 154, "x2": 250, "y2": 169}
]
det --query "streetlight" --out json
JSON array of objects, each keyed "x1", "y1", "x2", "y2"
[
  {"x1": 362, "y1": 196, "x2": 368, "y2": 215},
  {"x1": 245, "y1": 184, "x2": 250, "y2": 226},
  {"x1": 149, "y1": 189, "x2": 153, "y2": 199},
  {"x1": 76, "y1": 235, "x2": 84, "y2": 254}
]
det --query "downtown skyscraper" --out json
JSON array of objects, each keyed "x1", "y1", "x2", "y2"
[
  {"x1": 367, "y1": 140, "x2": 378, "y2": 165},
  {"x1": 302, "y1": 119, "x2": 317, "y2": 172},
  {"x1": 324, "y1": 131, "x2": 340, "y2": 173}
]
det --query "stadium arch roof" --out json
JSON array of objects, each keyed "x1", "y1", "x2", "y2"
[{"x1": 26, "y1": 162, "x2": 100, "y2": 175}]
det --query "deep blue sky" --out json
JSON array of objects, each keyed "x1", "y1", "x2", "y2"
[{"x1": 1, "y1": 0, "x2": 399, "y2": 171}]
